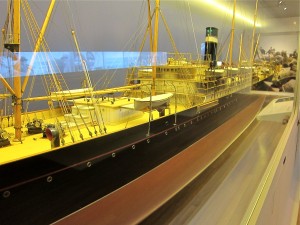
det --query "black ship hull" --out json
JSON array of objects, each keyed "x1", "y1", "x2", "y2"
[{"x1": 0, "y1": 92, "x2": 260, "y2": 225}]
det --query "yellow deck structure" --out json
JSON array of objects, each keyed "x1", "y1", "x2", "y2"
[{"x1": 0, "y1": 97, "x2": 184, "y2": 165}]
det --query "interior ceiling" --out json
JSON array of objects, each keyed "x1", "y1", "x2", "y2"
[
  {"x1": 261, "y1": 0, "x2": 299, "y2": 18},
  {"x1": 240, "y1": 0, "x2": 300, "y2": 19}
]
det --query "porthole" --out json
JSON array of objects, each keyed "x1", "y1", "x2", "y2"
[
  {"x1": 3, "y1": 190, "x2": 10, "y2": 198},
  {"x1": 47, "y1": 176, "x2": 53, "y2": 183}
]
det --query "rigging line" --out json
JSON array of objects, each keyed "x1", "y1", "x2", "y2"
[
  {"x1": 91, "y1": 6, "x2": 150, "y2": 89},
  {"x1": 21, "y1": 0, "x2": 55, "y2": 117},
  {"x1": 72, "y1": 31, "x2": 106, "y2": 134},
  {"x1": 42, "y1": 73, "x2": 68, "y2": 139},
  {"x1": 127, "y1": 14, "x2": 150, "y2": 52},
  {"x1": 64, "y1": 0, "x2": 76, "y2": 31},
  {"x1": 101, "y1": 18, "x2": 150, "y2": 89},
  {"x1": 79, "y1": 63, "x2": 102, "y2": 136},
  {"x1": 39, "y1": 39, "x2": 73, "y2": 102},
  {"x1": 220, "y1": 30, "x2": 232, "y2": 64},
  {"x1": 0, "y1": 23, "x2": 6, "y2": 55},
  {"x1": 133, "y1": 0, "x2": 147, "y2": 50},
  {"x1": 63, "y1": 0, "x2": 79, "y2": 51},
  {"x1": 1, "y1": 27, "x2": 6, "y2": 60},
  {"x1": 92, "y1": 7, "x2": 151, "y2": 89},
  {"x1": 22, "y1": 1, "x2": 35, "y2": 47},
  {"x1": 217, "y1": 31, "x2": 231, "y2": 60},
  {"x1": 81, "y1": 88, "x2": 98, "y2": 136},
  {"x1": 76, "y1": 2, "x2": 144, "y2": 91},
  {"x1": 159, "y1": 10, "x2": 180, "y2": 57},
  {"x1": 23, "y1": 0, "x2": 43, "y2": 45},
  {"x1": 22, "y1": 0, "x2": 52, "y2": 104},
  {"x1": 22, "y1": 0, "x2": 45, "y2": 59},
  {"x1": 43, "y1": 57, "x2": 76, "y2": 143},
  {"x1": 246, "y1": 36, "x2": 254, "y2": 62},
  {"x1": 28, "y1": 2, "x2": 44, "y2": 46},
  {"x1": 239, "y1": 31, "x2": 248, "y2": 63},
  {"x1": 92, "y1": 19, "x2": 149, "y2": 89},
  {"x1": 173, "y1": 1, "x2": 188, "y2": 51},
  {"x1": 122, "y1": 4, "x2": 152, "y2": 52},
  {"x1": 40, "y1": 1, "x2": 74, "y2": 52},
  {"x1": 29, "y1": 0, "x2": 50, "y2": 21},
  {"x1": 31, "y1": 28, "x2": 80, "y2": 142},
  {"x1": 20, "y1": 1, "x2": 39, "y2": 119},
  {"x1": 187, "y1": 0, "x2": 199, "y2": 59},
  {"x1": 47, "y1": 1, "x2": 58, "y2": 36},
  {"x1": 124, "y1": 25, "x2": 152, "y2": 86},
  {"x1": 20, "y1": 10, "x2": 35, "y2": 122},
  {"x1": 82, "y1": 61, "x2": 104, "y2": 135},
  {"x1": 4, "y1": 0, "x2": 13, "y2": 37},
  {"x1": 66, "y1": 0, "x2": 86, "y2": 51},
  {"x1": 214, "y1": 1, "x2": 230, "y2": 61},
  {"x1": 124, "y1": 9, "x2": 155, "y2": 85},
  {"x1": 183, "y1": 2, "x2": 197, "y2": 58}
]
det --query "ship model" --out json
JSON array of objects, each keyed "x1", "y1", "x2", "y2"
[{"x1": 0, "y1": 0, "x2": 262, "y2": 224}]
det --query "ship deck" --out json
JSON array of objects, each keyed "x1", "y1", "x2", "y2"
[
  {"x1": 0, "y1": 102, "x2": 186, "y2": 165},
  {"x1": 0, "y1": 76, "x2": 268, "y2": 166}
]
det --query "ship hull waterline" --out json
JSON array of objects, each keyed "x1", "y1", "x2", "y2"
[
  {"x1": 0, "y1": 92, "x2": 260, "y2": 224},
  {"x1": 55, "y1": 94, "x2": 265, "y2": 225}
]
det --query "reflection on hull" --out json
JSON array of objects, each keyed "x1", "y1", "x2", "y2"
[{"x1": 0, "y1": 93, "x2": 260, "y2": 224}]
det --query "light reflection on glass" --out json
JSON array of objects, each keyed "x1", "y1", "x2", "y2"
[{"x1": 0, "y1": 51, "x2": 167, "y2": 78}]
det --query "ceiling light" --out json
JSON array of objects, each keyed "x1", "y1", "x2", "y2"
[
  {"x1": 283, "y1": 7, "x2": 287, "y2": 10},
  {"x1": 202, "y1": 0, "x2": 262, "y2": 27}
]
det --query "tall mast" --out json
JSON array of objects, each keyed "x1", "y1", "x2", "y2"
[
  {"x1": 3, "y1": 0, "x2": 56, "y2": 141},
  {"x1": 229, "y1": 0, "x2": 236, "y2": 67},
  {"x1": 151, "y1": 0, "x2": 160, "y2": 96},
  {"x1": 238, "y1": 32, "x2": 243, "y2": 67},
  {"x1": 250, "y1": 0, "x2": 259, "y2": 66},
  {"x1": 12, "y1": 0, "x2": 22, "y2": 141},
  {"x1": 21, "y1": 0, "x2": 56, "y2": 93},
  {"x1": 147, "y1": 0, "x2": 153, "y2": 51}
]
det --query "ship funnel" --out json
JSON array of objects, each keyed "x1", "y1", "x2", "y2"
[
  {"x1": 204, "y1": 27, "x2": 218, "y2": 67},
  {"x1": 45, "y1": 128, "x2": 60, "y2": 148}
]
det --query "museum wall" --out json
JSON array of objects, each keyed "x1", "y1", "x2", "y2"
[
  {"x1": 0, "y1": 0, "x2": 257, "y2": 62},
  {"x1": 260, "y1": 33, "x2": 298, "y2": 56},
  {"x1": 0, "y1": 1, "x2": 298, "y2": 59},
  {"x1": 263, "y1": 17, "x2": 300, "y2": 34},
  {"x1": 259, "y1": 17, "x2": 299, "y2": 56}
]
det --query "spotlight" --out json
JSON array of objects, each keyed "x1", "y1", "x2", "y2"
[{"x1": 283, "y1": 7, "x2": 287, "y2": 10}]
